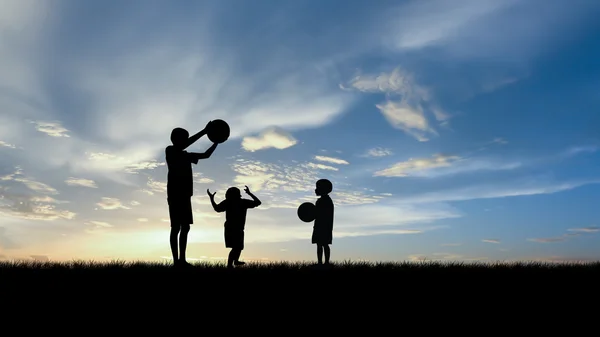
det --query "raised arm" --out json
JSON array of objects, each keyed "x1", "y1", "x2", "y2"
[
  {"x1": 207, "y1": 189, "x2": 226, "y2": 212},
  {"x1": 190, "y1": 142, "x2": 218, "y2": 162},
  {"x1": 243, "y1": 185, "x2": 261, "y2": 207},
  {"x1": 178, "y1": 121, "x2": 212, "y2": 151}
]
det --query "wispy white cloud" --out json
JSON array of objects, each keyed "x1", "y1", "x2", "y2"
[
  {"x1": 374, "y1": 153, "x2": 521, "y2": 178},
  {"x1": 361, "y1": 147, "x2": 393, "y2": 158},
  {"x1": 0, "y1": 140, "x2": 16, "y2": 149},
  {"x1": 314, "y1": 155, "x2": 349, "y2": 165},
  {"x1": 376, "y1": 100, "x2": 437, "y2": 141},
  {"x1": 29, "y1": 120, "x2": 70, "y2": 138},
  {"x1": 568, "y1": 226, "x2": 600, "y2": 233},
  {"x1": 304, "y1": 162, "x2": 339, "y2": 171},
  {"x1": 482, "y1": 239, "x2": 500, "y2": 244},
  {"x1": 96, "y1": 197, "x2": 131, "y2": 210},
  {"x1": 374, "y1": 154, "x2": 459, "y2": 177},
  {"x1": 395, "y1": 177, "x2": 600, "y2": 204},
  {"x1": 527, "y1": 226, "x2": 599, "y2": 243},
  {"x1": 379, "y1": 0, "x2": 596, "y2": 62},
  {"x1": 241, "y1": 127, "x2": 297, "y2": 152},
  {"x1": 341, "y1": 67, "x2": 450, "y2": 141},
  {"x1": 65, "y1": 177, "x2": 98, "y2": 189}
]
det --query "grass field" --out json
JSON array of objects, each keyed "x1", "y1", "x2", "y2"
[
  {"x1": 2, "y1": 260, "x2": 598, "y2": 315},
  {"x1": 2, "y1": 259, "x2": 599, "y2": 279}
]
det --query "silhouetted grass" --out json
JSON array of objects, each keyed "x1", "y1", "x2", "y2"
[
  {"x1": 2, "y1": 260, "x2": 599, "y2": 305},
  {"x1": 2, "y1": 259, "x2": 599, "y2": 274}
]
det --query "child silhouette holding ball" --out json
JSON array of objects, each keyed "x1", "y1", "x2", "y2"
[
  {"x1": 312, "y1": 179, "x2": 335, "y2": 266},
  {"x1": 208, "y1": 185, "x2": 261, "y2": 268},
  {"x1": 165, "y1": 121, "x2": 218, "y2": 267}
]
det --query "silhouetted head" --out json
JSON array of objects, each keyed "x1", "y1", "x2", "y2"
[
  {"x1": 170, "y1": 127, "x2": 189, "y2": 147},
  {"x1": 225, "y1": 187, "x2": 241, "y2": 200},
  {"x1": 315, "y1": 179, "x2": 332, "y2": 196}
]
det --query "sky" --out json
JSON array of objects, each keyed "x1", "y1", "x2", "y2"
[{"x1": 1, "y1": 0, "x2": 600, "y2": 264}]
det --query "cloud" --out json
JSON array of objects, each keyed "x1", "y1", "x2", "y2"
[
  {"x1": 568, "y1": 226, "x2": 600, "y2": 233},
  {"x1": 96, "y1": 197, "x2": 131, "y2": 210},
  {"x1": 65, "y1": 177, "x2": 98, "y2": 188},
  {"x1": 29, "y1": 120, "x2": 70, "y2": 137},
  {"x1": 374, "y1": 154, "x2": 523, "y2": 178},
  {"x1": 0, "y1": 194, "x2": 76, "y2": 221},
  {"x1": 0, "y1": 168, "x2": 76, "y2": 221},
  {"x1": 241, "y1": 127, "x2": 298, "y2": 152},
  {"x1": 86, "y1": 221, "x2": 112, "y2": 228},
  {"x1": 383, "y1": 0, "x2": 516, "y2": 51},
  {"x1": 137, "y1": 218, "x2": 148, "y2": 222},
  {"x1": 376, "y1": 100, "x2": 436, "y2": 142},
  {"x1": 230, "y1": 158, "x2": 387, "y2": 209},
  {"x1": 361, "y1": 147, "x2": 393, "y2": 157},
  {"x1": 396, "y1": 177, "x2": 600, "y2": 204},
  {"x1": 314, "y1": 155, "x2": 349, "y2": 165},
  {"x1": 304, "y1": 162, "x2": 339, "y2": 171},
  {"x1": 374, "y1": 154, "x2": 460, "y2": 177},
  {"x1": 0, "y1": 140, "x2": 16, "y2": 149},
  {"x1": 342, "y1": 67, "x2": 449, "y2": 141},
  {"x1": 526, "y1": 226, "x2": 598, "y2": 243},
  {"x1": 192, "y1": 173, "x2": 214, "y2": 184},
  {"x1": 527, "y1": 236, "x2": 569, "y2": 243},
  {"x1": 379, "y1": 0, "x2": 596, "y2": 63},
  {"x1": 124, "y1": 160, "x2": 165, "y2": 174},
  {"x1": 1, "y1": 167, "x2": 59, "y2": 194},
  {"x1": 482, "y1": 239, "x2": 500, "y2": 244},
  {"x1": 85, "y1": 221, "x2": 113, "y2": 234},
  {"x1": 146, "y1": 178, "x2": 167, "y2": 194}
]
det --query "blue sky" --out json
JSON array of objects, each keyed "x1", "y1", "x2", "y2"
[{"x1": 1, "y1": 0, "x2": 600, "y2": 263}]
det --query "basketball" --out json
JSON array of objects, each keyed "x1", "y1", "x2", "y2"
[
  {"x1": 207, "y1": 119, "x2": 230, "y2": 144},
  {"x1": 297, "y1": 202, "x2": 316, "y2": 222}
]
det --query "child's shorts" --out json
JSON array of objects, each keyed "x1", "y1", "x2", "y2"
[
  {"x1": 225, "y1": 228, "x2": 244, "y2": 250},
  {"x1": 167, "y1": 196, "x2": 193, "y2": 226}
]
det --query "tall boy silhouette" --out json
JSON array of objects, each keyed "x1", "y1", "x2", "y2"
[
  {"x1": 207, "y1": 185, "x2": 261, "y2": 268},
  {"x1": 166, "y1": 121, "x2": 217, "y2": 267},
  {"x1": 312, "y1": 179, "x2": 334, "y2": 265}
]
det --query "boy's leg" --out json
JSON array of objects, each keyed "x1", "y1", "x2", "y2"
[
  {"x1": 233, "y1": 231, "x2": 244, "y2": 265},
  {"x1": 227, "y1": 249, "x2": 235, "y2": 268},
  {"x1": 233, "y1": 249, "x2": 244, "y2": 265},
  {"x1": 170, "y1": 226, "x2": 180, "y2": 264},
  {"x1": 179, "y1": 225, "x2": 191, "y2": 264},
  {"x1": 323, "y1": 244, "x2": 331, "y2": 264},
  {"x1": 317, "y1": 244, "x2": 323, "y2": 264}
]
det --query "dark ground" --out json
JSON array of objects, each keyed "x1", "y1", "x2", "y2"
[{"x1": 1, "y1": 260, "x2": 598, "y2": 326}]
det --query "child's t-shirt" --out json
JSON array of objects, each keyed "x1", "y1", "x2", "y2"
[
  {"x1": 217, "y1": 198, "x2": 258, "y2": 230},
  {"x1": 314, "y1": 195, "x2": 334, "y2": 231},
  {"x1": 165, "y1": 145, "x2": 199, "y2": 198}
]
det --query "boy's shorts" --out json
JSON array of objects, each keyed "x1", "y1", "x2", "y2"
[
  {"x1": 225, "y1": 228, "x2": 244, "y2": 250},
  {"x1": 167, "y1": 196, "x2": 193, "y2": 227}
]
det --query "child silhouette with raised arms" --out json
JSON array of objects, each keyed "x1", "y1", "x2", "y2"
[
  {"x1": 207, "y1": 185, "x2": 261, "y2": 268},
  {"x1": 166, "y1": 121, "x2": 218, "y2": 267},
  {"x1": 312, "y1": 179, "x2": 335, "y2": 266}
]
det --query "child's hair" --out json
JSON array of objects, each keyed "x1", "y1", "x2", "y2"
[
  {"x1": 225, "y1": 187, "x2": 241, "y2": 200},
  {"x1": 170, "y1": 127, "x2": 189, "y2": 145},
  {"x1": 316, "y1": 179, "x2": 333, "y2": 194}
]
